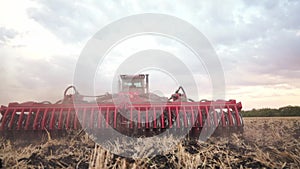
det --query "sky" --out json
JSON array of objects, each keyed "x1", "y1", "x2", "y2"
[{"x1": 0, "y1": 0, "x2": 299, "y2": 110}]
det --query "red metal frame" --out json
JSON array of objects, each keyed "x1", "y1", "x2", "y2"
[{"x1": 0, "y1": 100, "x2": 242, "y2": 131}]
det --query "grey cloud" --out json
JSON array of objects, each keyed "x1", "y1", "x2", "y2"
[
  {"x1": 0, "y1": 55, "x2": 78, "y2": 104},
  {"x1": 242, "y1": 0, "x2": 278, "y2": 9},
  {"x1": 26, "y1": 0, "x2": 145, "y2": 43},
  {"x1": 14, "y1": 56, "x2": 76, "y2": 88},
  {"x1": 222, "y1": 28, "x2": 300, "y2": 87},
  {"x1": 2, "y1": 0, "x2": 299, "y2": 107},
  {"x1": 0, "y1": 54, "x2": 73, "y2": 104},
  {"x1": 193, "y1": 0, "x2": 300, "y2": 47},
  {"x1": 26, "y1": 0, "x2": 300, "y2": 46},
  {"x1": 244, "y1": 30, "x2": 300, "y2": 73},
  {"x1": 27, "y1": 0, "x2": 108, "y2": 43},
  {"x1": 0, "y1": 27, "x2": 18, "y2": 46},
  {"x1": 25, "y1": 0, "x2": 300, "y2": 78},
  {"x1": 218, "y1": 31, "x2": 299, "y2": 90}
]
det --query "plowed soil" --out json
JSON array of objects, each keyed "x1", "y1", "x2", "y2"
[{"x1": 0, "y1": 117, "x2": 299, "y2": 169}]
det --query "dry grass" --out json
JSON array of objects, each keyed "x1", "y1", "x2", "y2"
[
  {"x1": 0, "y1": 131, "x2": 94, "y2": 168},
  {"x1": 0, "y1": 117, "x2": 299, "y2": 168}
]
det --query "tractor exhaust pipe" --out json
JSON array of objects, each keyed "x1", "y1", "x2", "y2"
[{"x1": 146, "y1": 74, "x2": 149, "y2": 94}]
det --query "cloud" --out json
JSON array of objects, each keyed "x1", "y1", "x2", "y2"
[
  {"x1": 209, "y1": 0, "x2": 300, "y2": 89},
  {"x1": 225, "y1": 29, "x2": 300, "y2": 79},
  {"x1": 0, "y1": 54, "x2": 77, "y2": 104},
  {"x1": 0, "y1": 0, "x2": 299, "y2": 110},
  {"x1": 27, "y1": 0, "x2": 104, "y2": 43},
  {"x1": 0, "y1": 27, "x2": 18, "y2": 46},
  {"x1": 26, "y1": 0, "x2": 141, "y2": 43}
]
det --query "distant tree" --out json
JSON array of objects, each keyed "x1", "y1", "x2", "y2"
[{"x1": 241, "y1": 106, "x2": 300, "y2": 117}]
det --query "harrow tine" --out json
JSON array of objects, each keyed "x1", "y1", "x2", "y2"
[
  {"x1": 176, "y1": 106, "x2": 180, "y2": 128},
  {"x1": 190, "y1": 106, "x2": 195, "y2": 127},
  {"x1": 161, "y1": 107, "x2": 164, "y2": 129},
  {"x1": 183, "y1": 106, "x2": 187, "y2": 128},
  {"x1": 114, "y1": 107, "x2": 117, "y2": 128},
  {"x1": 74, "y1": 108, "x2": 79, "y2": 130},
  {"x1": 1, "y1": 108, "x2": 10, "y2": 130},
  {"x1": 220, "y1": 107, "x2": 225, "y2": 127},
  {"x1": 33, "y1": 108, "x2": 41, "y2": 130},
  {"x1": 168, "y1": 107, "x2": 172, "y2": 128},
  {"x1": 8, "y1": 109, "x2": 17, "y2": 130},
  {"x1": 97, "y1": 107, "x2": 102, "y2": 129},
  {"x1": 233, "y1": 105, "x2": 241, "y2": 126},
  {"x1": 145, "y1": 108, "x2": 149, "y2": 129},
  {"x1": 205, "y1": 106, "x2": 210, "y2": 127},
  {"x1": 58, "y1": 108, "x2": 64, "y2": 130},
  {"x1": 24, "y1": 108, "x2": 33, "y2": 130},
  {"x1": 130, "y1": 107, "x2": 133, "y2": 129},
  {"x1": 153, "y1": 107, "x2": 157, "y2": 129},
  {"x1": 89, "y1": 107, "x2": 95, "y2": 129},
  {"x1": 41, "y1": 108, "x2": 49, "y2": 130},
  {"x1": 138, "y1": 107, "x2": 141, "y2": 129},
  {"x1": 49, "y1": 108, "x2": 56, "y2": 130},
  {"x1": 226, "y1": 105, "x2": 233, "y2": 126},
  {"x1": 213, "y1": 107, "x2": 218, "y2": 128},
  {"x1": 66, "y1": 108, "x2": 72, "y2": 129},
  {"x1": 197, "y1": 106, "x2": 203, "y2": 127},
  {"x1": 17, "y1": 109, "x2": 25, "y2": 130},
  {"x1": 82, "y1": 108, "x2": 87, "y2": 128}
]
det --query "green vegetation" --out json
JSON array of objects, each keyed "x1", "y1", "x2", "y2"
[{"x1": 241, "y1": 106, "x2": 300, "y2": 117}]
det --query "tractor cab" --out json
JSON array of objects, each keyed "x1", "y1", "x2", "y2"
[{"x1": 119, "y1": 74, "x2": 149, "y2": 94}]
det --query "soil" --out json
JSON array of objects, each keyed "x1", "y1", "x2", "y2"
[{"x1": 0, "y1": 117, "x2": 299, "y2": 168}]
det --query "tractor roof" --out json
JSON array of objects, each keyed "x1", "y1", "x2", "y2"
[{"x1": 120, "y1": 74, "x2": 148, "y2": 79}]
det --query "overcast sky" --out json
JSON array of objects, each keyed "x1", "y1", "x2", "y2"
[{"x1": 0, "y1": 0, "x2": 299, "y2": 110}]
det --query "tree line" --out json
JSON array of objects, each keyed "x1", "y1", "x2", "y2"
[{"x1": 241, "y1": 105, "x2": 300, "y2": 117}]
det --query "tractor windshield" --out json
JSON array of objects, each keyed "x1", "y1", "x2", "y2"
[
  {"x1": 123, "y1": 82, "x2": 142, "y2": 87},
  {"x1": 119, "y1": 74, "x2": 149, "y2": 94}
]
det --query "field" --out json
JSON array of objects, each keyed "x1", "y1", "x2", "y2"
[{"x1": 0, "y1": 117, "x2": 299, "y2": 168}]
